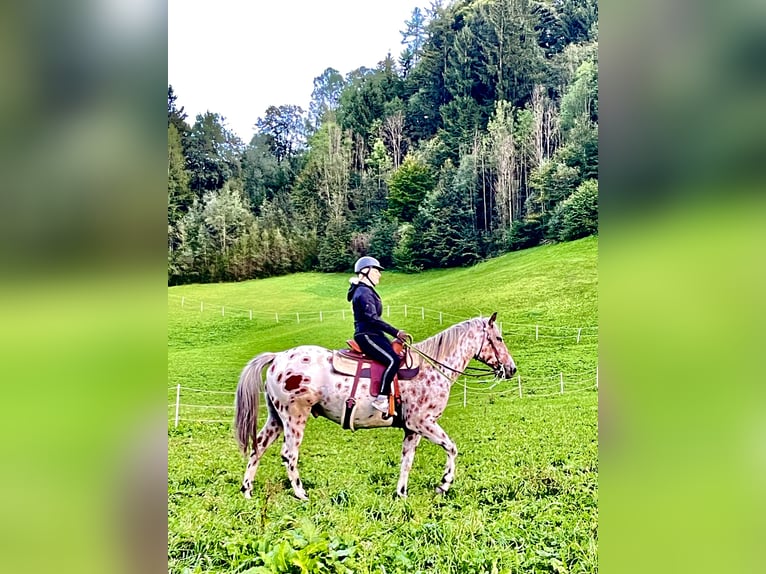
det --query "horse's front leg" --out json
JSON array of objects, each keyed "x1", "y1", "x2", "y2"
[
  {"x1": 396, "y1": 430, "x2": 422, "y2": 498},
  {"x1": 415, "y1": 420, "x2": 458, "y2": 495}
]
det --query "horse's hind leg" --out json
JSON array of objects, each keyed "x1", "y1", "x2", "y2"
[
  {"x1": 414, "y1": 420, "x2": 458, "y2": 495},
  {"x1": 280, "y1": 410, "x2": 310, "y2": 500},
  {"x1": 241, "y1": 408, "x2": 283, "y2": 499}
]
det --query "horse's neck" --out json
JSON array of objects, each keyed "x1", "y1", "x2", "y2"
[
  {"x1": 416, "y1": 324, "x2": 478, "y2": 385},
  {"x1": 439, "y1": 343, "x2": 475, "y2": 383}
]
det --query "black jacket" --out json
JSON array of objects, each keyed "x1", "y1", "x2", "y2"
[{"x1": 347, "y1": 282, "x2": 399, "y2": 337}]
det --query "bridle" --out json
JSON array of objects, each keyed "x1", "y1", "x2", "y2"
[{"x1": 474, "y1": 322, "x2": 508, "y2": 378}]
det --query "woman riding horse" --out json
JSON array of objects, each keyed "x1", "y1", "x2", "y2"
[{"x1": 347, "y1": 256, "x2": 410, "y2": 413}]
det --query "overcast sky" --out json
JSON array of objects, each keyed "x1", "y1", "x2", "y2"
[{"x1": 169, "y1": 0, "x2": 425, "y2": 142}]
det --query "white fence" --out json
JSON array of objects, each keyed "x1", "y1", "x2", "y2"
[
  {"x1": 168, "y1": 294, "x2": 598, "y2": 342},
  {"x1": 168, "y1": 368, "x2": 598, "y2": 427}
]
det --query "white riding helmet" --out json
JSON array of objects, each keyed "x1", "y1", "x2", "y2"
[{"x1": 354, "y1": 256, "x2": 383, "y2": 274}]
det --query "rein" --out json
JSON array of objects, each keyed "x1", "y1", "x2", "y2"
[{"x1": 403, "y1": 329, "x2": 497, "y2": 381}]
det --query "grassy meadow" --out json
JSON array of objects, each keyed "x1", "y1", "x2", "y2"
[{"x1": 168, "y1": 236, "x2": 598, "y2": 573}]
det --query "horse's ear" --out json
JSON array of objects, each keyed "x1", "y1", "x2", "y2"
[{"x1": 489, "y1": 311, "x2": 497, "y2": 325}]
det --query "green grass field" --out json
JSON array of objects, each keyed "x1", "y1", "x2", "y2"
[{"x1": 168, "y1": 236, "x2": 598, "y2": 573}]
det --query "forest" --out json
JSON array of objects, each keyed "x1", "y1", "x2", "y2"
[{"x1": 167, "y1": 0, "x2": 598, "y2": 284}]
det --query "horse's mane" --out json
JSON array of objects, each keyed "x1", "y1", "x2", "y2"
[{"x1": 413, "y1": 318, "x2": 483, "y2": 363}]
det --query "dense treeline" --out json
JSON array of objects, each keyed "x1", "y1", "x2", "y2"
[{"x1": 168, "y1": 0, "x2": 598, "y2": 284}]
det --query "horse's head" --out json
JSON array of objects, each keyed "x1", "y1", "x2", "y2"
[{"x1": 475, "y1": 312, "x2": 517, "y2": 379}]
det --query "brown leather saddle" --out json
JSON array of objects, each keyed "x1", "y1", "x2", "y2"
[
  {"x1": 332, "y1": 339, "x2": 420, "y2": 394},
  {"x1": 330, "y1": 339, "x2": 420, "y2": 429}
]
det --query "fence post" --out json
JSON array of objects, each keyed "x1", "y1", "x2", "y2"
[
  {"x1": 181, "y1": 296, "x2": 185, "y2": 307},
  {"x1": 404, "y1": 305, "x2": 407, "y2": 317},
  {"x1": 560, "y1": 372, "x2": 564, "y2": 394},
  {"x1": 439, "y1": 312, "x2": 443, "y2": 325},
  {"x1": 249, "y1": 310, "x2": 252, "y2": 320},
  {"x1": 320, "y1": 311, "x2": 323, "y2": 322},
  {"x1": 387, "y1": 305, "x2": 390, "y2": 317},
  {"x1": 275, "y1": 313, "x2": 279, "y2": 323},
  {"x1": 577, "y1": 328, "x2": 582, "y2": 343},
  {"x1": 174, "y1": 384, "x2": 181, "y2": 428},
  {"x1": 222, "y1": 306, "x2": 225, "y2": 316},
  {"x1": 200, "y1": 301, "x2": 204, "y2": 312},
  {"x1": 297, "y1": 313, "x2": 300, "y2": 324},
  {"x1": 518, "y1": 374, "x2": 522, "y2": 398},
  {"x1": 421, "y1": 307, "x2": 425, "y2": 320},
  {"x1": 536, "y1": 325, "x2": 539, "y2": 340}
]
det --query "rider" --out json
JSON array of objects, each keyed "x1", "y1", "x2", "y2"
[{"x1": 347, "y1": 256, "x2": 409, "y2": 413}]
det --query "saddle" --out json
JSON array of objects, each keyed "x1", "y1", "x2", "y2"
[
  {"x1": 332, "y1": 339, "x2": 420, "y2": 386},
  {"x1": 330, "y1": 339, "x2": 421, "y2": 430}
]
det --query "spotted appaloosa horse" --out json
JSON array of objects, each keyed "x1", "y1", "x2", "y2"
[{"x1": 234, "y1": 312, "x2": 516, "y2": 500}]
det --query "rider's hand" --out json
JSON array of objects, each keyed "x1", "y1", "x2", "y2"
[{"x1": 396, "y1": 330, "x2": 409, "y2": 341}]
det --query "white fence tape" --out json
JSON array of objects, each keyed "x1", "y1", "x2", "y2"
[
  {"x1": 169, "y1": 294, "x2": 597, "y2": 339},
  {"x1": 169, "y1": 370, "x2": 597, "y2": 426}
]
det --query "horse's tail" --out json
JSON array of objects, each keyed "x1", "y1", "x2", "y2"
[{"x1": 234, "y1": 352, "x2": 276, "y2": 455}]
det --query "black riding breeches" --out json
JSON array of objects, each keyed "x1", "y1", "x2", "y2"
[{"x1": 354, "y1": 332, "x2": 401, "y2": 395}]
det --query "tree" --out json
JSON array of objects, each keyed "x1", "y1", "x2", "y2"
[
  {"x1": 380, "y1": 111, "x2": 405, "y2": 169},
  {"x1": 368, "y1": 216, "x2": 399, "y2": 268},
  {"x1": 387, "y1": 157, "x2": 435, "y2": 222},
  {"x1": 438, "y1": 96, "x2": 483, "y2": 159},
  {"x1": 185, "y1": 112, "x2": 238, "y2": 197},
  {"x1": 318, "y1": 218, "x2": 353, "y2": 272},
  {"x1": 366, "y1": 137, "x2": 393, "y2": 194},
  {"x1": 415, "y1": 159, "x2": 481, "y2": 268},
  {"x1": 168, "y1": 85, "x2": 189, "y2": 138},
  {"x1": 403, "y1": 1, "x2": 453, "y2": 144},
  {"x1": 255, "y1": 105, "x2": 307, "y2": 163},
  {"x1": 337, "y1": 60, "x2": 404, "y2": 153},
  {"x1": 393, "y1": 223, "x2": 420, "y2": 272},
  {"x1": 308, "y1": 68, "x2": 346, "y2": 130},
  {"x1": 476, "y1": 0, "x2": 546, "y2": 107},
  {"x1": 546, "y1": 178, "x2": 598, "y2": 241},
  {"x1": 240, "y1": 133, "x2": 282, "y2": 212},
  {"x1": 168, "y1": 123, "x2": 193, "y2": 226},
  {"x1": 400, "y1": 7, "x2": 428, "y2": 65},
  {"x1": 487, "y1": 100, "x2": 516, "y2": 227},
  {"x1": 558, "y1": 0, "x2": 598, "y2": 46},
  {"x1": 201, "y1": 183, "x2": 253, "y2": 278},
  {"x1": 527, "y1": 158, "x2": 580, "y2": 216},
  {"x1": 560, "y1": 60, "x2": 598, "y2": 133},
  {"x1": 299, "y1": 120, "x2": 352, "y2": 224}
]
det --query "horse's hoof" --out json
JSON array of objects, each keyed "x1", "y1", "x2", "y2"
[
  {"x1": 435, "y1": 485, "x2": 446, "y2": 496},
  {"x1": 242, "y1": 490, "x2": 252, "y2": 499}
]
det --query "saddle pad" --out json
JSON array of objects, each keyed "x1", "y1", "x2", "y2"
[{"x1": 331, "y1": 350, "x2": 420, "y2": 380}]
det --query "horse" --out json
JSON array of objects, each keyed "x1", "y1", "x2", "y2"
[{"x1": 234, "y1": 312, "x2": 516, "y2": 500}]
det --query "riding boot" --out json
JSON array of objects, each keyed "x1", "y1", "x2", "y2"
[{"x1": 371, "y1": 395, "x2": 388, "y2": 412}]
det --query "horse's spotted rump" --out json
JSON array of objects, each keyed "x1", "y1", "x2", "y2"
[{"x1": 285, "y1": 374, "x2": 303, "y2": 390}]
